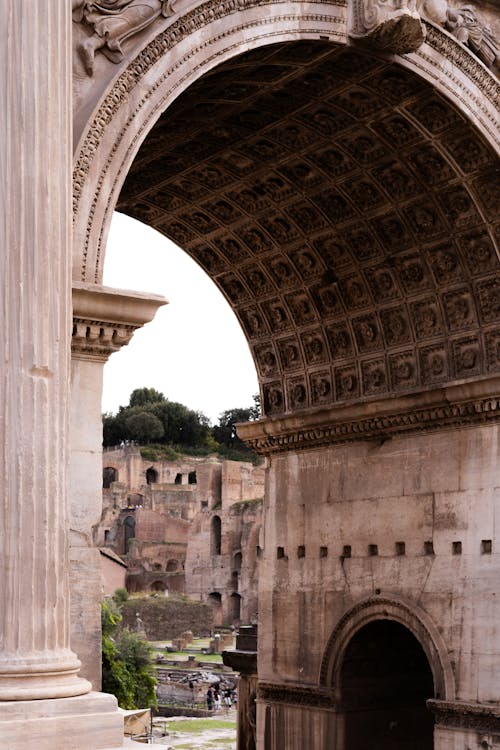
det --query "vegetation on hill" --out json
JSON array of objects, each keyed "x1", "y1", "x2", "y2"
[{"x1": 103, "y1": 388, "x2": 261, "y2": 462}]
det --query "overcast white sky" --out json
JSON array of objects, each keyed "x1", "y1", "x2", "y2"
[{"x1": 101, "y1": 212, "x2": 258, "y2": 423}]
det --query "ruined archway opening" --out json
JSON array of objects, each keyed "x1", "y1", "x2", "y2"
[{"x1": 340, "y1": 620, "x2": 434, "y2": 750}]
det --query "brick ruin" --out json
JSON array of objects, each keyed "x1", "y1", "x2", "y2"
[{"x1": 96, "y1": 446, "x2": 264, "y2": 625}]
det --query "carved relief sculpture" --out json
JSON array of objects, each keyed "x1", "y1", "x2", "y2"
[
  {"x1": 73, "y1": 0, "x2": 177, "y2": 75},
  {"x1": 351, "y1": 0, "x2": 499, "y2": 68},
  {"x1": 445, "y1": 5, "x2": 499, "y2": 69},
  {"x1": 351, "y1": 0, "x2": 426, "y2": 53}
]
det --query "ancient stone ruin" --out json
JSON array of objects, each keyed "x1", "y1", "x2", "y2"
[{"x1": 1, "y1": 1, "x2": 499, "y2": 748}]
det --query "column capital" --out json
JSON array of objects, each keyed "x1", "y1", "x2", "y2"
[{"x1": 72, "y1": 282, "x2": 167, "y2": 362}]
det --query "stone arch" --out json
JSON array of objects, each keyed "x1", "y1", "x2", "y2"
[
  {"x1": 146, "y1": 466, "x2": 158, "y2": 485},
  {"x1": 73, "y1": 8, "x2": 500, "y2": 421},
  {"x1": 73, "y1": 3, "x2": 499, "y2": 283},
  {"x1": 166, "y1": 558, "x2": 178, "y2": 572},
  {"x1": 319, "y1": 596, "x2": 455, "y2": 703}
]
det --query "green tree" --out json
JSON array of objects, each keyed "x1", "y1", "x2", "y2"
[
  {"x1": 124, "y1": 411, "x2": 164, "y2": 443},
  {"x1": 114, "y1": 629, "x2": 157, "y2": 709},
  {"x1": 148, "y1": 400, "x2": 210, "y2": 447},
  {"x1": 212, "y1": 395, "x2": 261, "y2": 450},
  {"x1": 102, "y1": 391, "x2": 210, "y2": 448},
  {"x1": 101, "y1": 595, "x2": 157, "y2": 709},
  {"x1": 128, "y1": 387, "x2": 165, "y2": 408}
]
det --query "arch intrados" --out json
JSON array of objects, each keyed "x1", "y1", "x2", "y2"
[
  {"x1": 319, "y1": 596, "x2": 455, "y2": 702},
  {"x1": 72, "y1": 4, "x2": 499, "y2": 284}
]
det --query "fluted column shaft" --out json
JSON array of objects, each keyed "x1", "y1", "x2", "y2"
[{"x1": 0, "y1": 1, "x2": 90, "y2": 699}]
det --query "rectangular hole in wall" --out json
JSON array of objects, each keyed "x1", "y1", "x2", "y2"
[
  {"x1": 424, "y1": 541, "x2": 434, "y2": 555},
  {"x1": 297, "y1": 545, "x2": 305, "y2": 559},
  {"x1": 320, "y1": 546, "x2": 328, "y2": 558},
  {"x1": 368, "y1": 544, "x2": 378, "y2": 557},
  {"x1": 395, "y1": 541, "x2": 405, "y2": 556},
  {"x1": 342, "y1": 545, "x2": 351, "y2": 559},
  {"x1": 452, "y1": 541, "x2": 462, "y2": 555},
  {"x1": 277, "y1": 546, "x2": 285, "y2": 559},
  {"x1": 481, "y1": 539, "x2": 492, "y2": 555}
]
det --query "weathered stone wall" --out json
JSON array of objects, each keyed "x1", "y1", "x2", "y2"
[
  {"x1": 257, "y1": 421, "x2": 500, "y2": 746},
  {"x1": 121, "y1": 597, "x2": 213, "y2": 640},
  {"x1": 185, "y1": 498, "x2": 263, "y2": 625}
]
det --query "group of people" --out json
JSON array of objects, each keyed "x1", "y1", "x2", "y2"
[{"x1": 206, "y1": 686, "x2": 236, "y2": 711}]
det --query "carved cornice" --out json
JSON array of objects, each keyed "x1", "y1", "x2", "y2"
[
  {"x1": 259, "y1": 681, "x2": 335, "y2": 709},
  {"x1": 71, "y1": 283, "x2": 166, "y2": 362},
  {"x1": 72, "y1": 318, "x2": 136, "y2": 362},
  {"x1": 428, "y1": 699, "x2": 500, "y2": 734},
  {"x1": 222, "y1": 649, "x2": 257, "y2": 675},
  {"x1": 238, "y1": 378, "x2": 500, "y2": 455}
]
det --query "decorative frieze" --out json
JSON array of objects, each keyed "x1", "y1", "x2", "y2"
[
  {"x1": 428, "y1": 699, "x2": 500, "y2": 734},
  {"x1": 238, "y1": 378, "x2": 500, "y2": 455},
  {"x1": 259, "y1": 681, "x2": 334, "y2": 710}
]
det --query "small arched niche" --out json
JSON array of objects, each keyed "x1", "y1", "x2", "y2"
[
  {"x1": 103, "y1": 466, "x2": 118, "y2": 488},
  {"x1": 211, "y1": 515, "x2": 222, "y2": 556},
  {"x1": 146, "y1": 466, "x2": 158, "y2": 485},
  {"x1": 123, "y1": 514, "x2": 136, "y2": 554}
]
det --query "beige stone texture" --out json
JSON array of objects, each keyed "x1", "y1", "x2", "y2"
[{"x1": 0, "y1": 693, "x2": 124, "y2": 750}]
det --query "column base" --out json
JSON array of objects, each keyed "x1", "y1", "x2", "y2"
[{"x1": 0, "y1": 691, "x2": 125, "y2": 750}]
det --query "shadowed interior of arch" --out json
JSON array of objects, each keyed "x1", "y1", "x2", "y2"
[
  {"x1": 339, "y1": 619, "x2": 435, "y2": 749},
  {"x1": 116, "y1": 40, "x2": 499, "y2": 418}
]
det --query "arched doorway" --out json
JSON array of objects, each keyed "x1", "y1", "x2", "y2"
[{"x1": 339, "y1": 620, "x2": 434, "y2": 749}]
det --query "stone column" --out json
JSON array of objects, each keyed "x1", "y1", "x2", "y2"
[
  {"x1": 223, "y1": 625, "x2": 258, "y2": 750},
  {"x1": 70, "y1": 283, "x2": 166, "y2": 688},
  {"x1": 0, "y1": 1, "x2": 90, "y2": 701}
]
